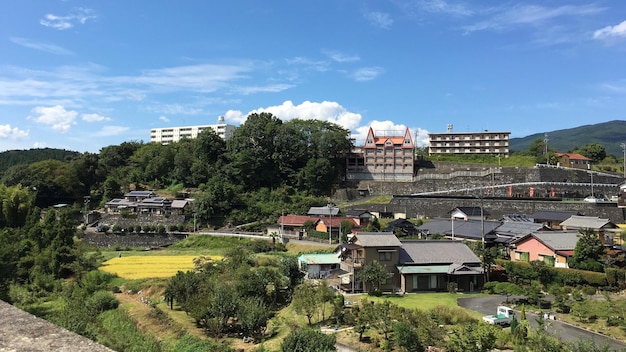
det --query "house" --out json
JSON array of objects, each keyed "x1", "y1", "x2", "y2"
[
  {"x1": 529, "y1": 210, "x2": 579, "y2": 230},
  {"x1": 298, "y1": 253, "x2": 340, "y2": 279},
  {"x1": 124, "y1": 191, "x2": 157, "y2": 202},
  {"x1": 556, "y1": 152, "x2": 592, "y2": 169},
  {"x1": 315, "y1": 217, "x2": 358, "y2": 239},
  {"x1": 509, "y1": 231, "x2": 581, "y2": 268},
  {"x1": 345, "y1": 127, "x2": 415, "y2": 182},
  {"x1": 274, "y1": 215, "x2": 319, "y2": 236},
  {"x1": 383, "y1": 218, "x2": 419, "y2": 237},
  {"x1": 137, "y1": 197, "x2": 171, "y2": 215},
  {"x1": 171, "y1": 199, "x2": 191, "y2": 215},
  {"x1": 398, "y1": 241, "x2": 484, "y2": 293},
  {"x1": 417, "y1": 218, "x2": 500, "y2": 244},
  {"x1": 344, "y1": 209, "x2": 374, "y2": 227},
  {"x1": 493, "y1": 221, "x2": 550, "y2": 251},
  {"x1": 308, "y1": 206, "x2": 339, "y2": 217},
  {"x1": 559, "y1": 215, "x2": 619, "y2": 245},
  {"x1": 337, "y1": 232, "x2": 402, "y2": 293},
  {"x1": 450, "y1": 206, "x2": 489, "y2": 220}
]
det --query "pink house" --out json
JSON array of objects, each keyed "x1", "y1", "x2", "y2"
[{"x1": 509, "y1": 231, "x2": 580, "y2": 268}]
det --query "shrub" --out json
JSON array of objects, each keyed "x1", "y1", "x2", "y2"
[{"x1": 85, "y1": 290, "x2": 119, "y2": 315}]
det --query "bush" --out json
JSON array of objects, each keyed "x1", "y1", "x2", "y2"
[
  {"x1": 85, "y1": 290, "x2": 119, "y2": 315},
  {"x1": 429, "y1": 305, "x2": 476, "y2": 325}
]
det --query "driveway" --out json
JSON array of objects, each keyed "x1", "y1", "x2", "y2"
[{"x1": 458, "y1": 295, "x2": 626, "y2": 351}]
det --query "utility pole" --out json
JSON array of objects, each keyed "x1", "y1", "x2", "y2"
[
  {"x1": 327, "y1": 203, "x2": 333, "y2": 244},
  {"x1": 621, "y1": 143, "x2": 626, "y2": 178},
  {"x1": 543, "y1": 133, "x2": 550, "y2": 165},
  {"x1": 83, "y1": 196, "x2": 90, "y2": 225}
]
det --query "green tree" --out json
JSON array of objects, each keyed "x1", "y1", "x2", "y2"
[
  {"x1": 569, "y1": 229, "x2": 605, "y2": 271},
  {"x1": 237, "y1": 297, "x2": 271, "y2": 338},
  {"x1": 574, "y1": 143, "x2": 606, "y2": 162},
  {"x1": 446, "y1": 322, "x2": 498, "y2": 352},
  {"x1": 359, "y1": 260, "x2": 391, "y2": 293},
  {"x1": 483, "y1": 281, "x2": 523, "y2": 304},
  {"x1": 280, "y1": 327, "x2": 336, "y2": 352},
  {"x1": 291, "y1": 281, "x2": 319, "y2": 325},
  {"x1": 393, "y1": 320, "x2": 423, "y2": 352},
  {"x1": 226, "y1": 112, "x2": 283, "y2": 190}
]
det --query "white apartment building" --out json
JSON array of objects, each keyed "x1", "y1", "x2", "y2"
[
  {"x1": 150, "y1": 116, "x2": 236, "y2": 144},
  {"x1": 428, "y1": 124, "x2": 510, "y2": 156}
]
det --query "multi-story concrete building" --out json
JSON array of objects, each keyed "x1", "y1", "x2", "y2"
[
  {"x1": 428, "y1": 124, "x2": 510, "y2": 157},
  {"x1": 150, "y1": 116, "x2": 236, "y2": 144},
  {"x1": 346, "y1": 127, "x2": 415, "y2": 181}
]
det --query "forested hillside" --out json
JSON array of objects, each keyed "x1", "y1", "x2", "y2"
[
  {"x1": 509, "y1": 120, "x2": 626, "y2": 156},
  {"x1": 0, "y1": 113, "x2": 353, "y2": 228},
  {"x1": 0, "y1": 148, "x2": 79, "y2": 175}
]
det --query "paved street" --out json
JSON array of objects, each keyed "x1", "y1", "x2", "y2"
[{"x1": 458, "y1": 295, "x2": 626, "y2": 351}]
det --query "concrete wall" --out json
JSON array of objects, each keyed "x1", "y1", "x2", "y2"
[{"x1": 351, "y1": 197, "x2": 626, "y2": 223}]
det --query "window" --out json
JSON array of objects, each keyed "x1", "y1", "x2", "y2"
[{"x1": 379, "y1": 252, "x2": 392, "y2": 261}]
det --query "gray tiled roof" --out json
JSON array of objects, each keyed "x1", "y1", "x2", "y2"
[
  {"x1": 417, "y1": 218, "x2": 501, "y2": 241},
  {"x1": 514, "y1": 231, "x2": 581, "y2": 251},
  {"x1": 399, "y1": 240, "x2": 481, "y2": 265},
  {"x1": 495, "y1": 221, "x2": 547, "y2": 236},
  {"x1": 308, "y1": 206, "x2": 340, "y2": 216},
  {"x1": 353, "y1": 232, "x2": 401, "y2": 247},
  {"x1": 560, "y1": 215, "x2": 616, "y2": 230},
  {"x1": 529, "y1": 210, "x2": 578, "y2": 222}
]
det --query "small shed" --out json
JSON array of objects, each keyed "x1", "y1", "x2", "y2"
[{"x1": 298, "y1": 253, "x2": 340, "y2": 279}]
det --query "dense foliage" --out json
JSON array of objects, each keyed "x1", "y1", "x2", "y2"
[{"x1": 0, "y1": 113, "x2": 352, "y2": 227}]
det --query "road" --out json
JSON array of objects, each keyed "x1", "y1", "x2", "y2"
[{"x1": 458, "y1": 295, "x2": 626, "y2": 351}]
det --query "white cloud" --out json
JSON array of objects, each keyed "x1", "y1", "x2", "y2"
[
  {"x1": 224, "y1": 100, "x2": 363, "y2": 130},
  {"x1": 40, "y1": 8, "x2": 96, "y2": 30},
  {"x1": 159, "y1": 116, "x2": 170, "y2": 122},
  {"x1": 10, "y1": 37, "x2": 73, "y2": 55},
  {"x1": 82, "y1": 113, "x2": 111, "y2": 122},
  {"x1": 0, "y1": 124, "x2": 29, "y2": 140},
  {"x1": 93, "y1": 125, "x2": 130, "y2": 137},
  {"x1": 418, "y1": 0, "x2": 474, "y2": 16},
  {"x1": 351, "y1": 67, "x2": 384, "y2": 81},
  {"x1": 324, "y1": 51, "x2": 360, "y2": 63},
  {"x1": 593, "y1": 20, "x2": 626, "y2": 40},
  {"x1": 286, "y1": 57, "x2": 329, "y2": 72},
  {"x1": 364, "y1": 11, "x2": 394, "y2": 29},
  {"x1": 351, "y1": 121, "x2": 429, "y2": 147},
  {"x1": 30, "y1": 105, "x2": 77, "y2": 132},
  {"x1": 462, "y1": 4, "x2": 604, "y2": 34}
]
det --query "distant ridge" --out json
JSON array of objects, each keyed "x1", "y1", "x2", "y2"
[
  {"x1": 0, "y1": 148, "x2": 80, "y2": 176},
  {"x1": 509, "y1": 120, "x2": 626, "y2": 157}
]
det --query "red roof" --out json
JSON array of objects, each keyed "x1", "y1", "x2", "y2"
[
  {"x1": 319, "y1": 217, "x2": 358, "y2": 227},
  {"x1": 278, "y1": 215, "x2": 319, "y2": 226},
  {"x1": 555, "y1": 152, "x2": 592, "y2": 161},
  {"x1": 556, "y1": 250, "x2": 575, "y2": 257}
]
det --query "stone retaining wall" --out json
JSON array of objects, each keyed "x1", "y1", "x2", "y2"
[{"x1": 83, "y1": 233, "x2": 188, "y2": 249}]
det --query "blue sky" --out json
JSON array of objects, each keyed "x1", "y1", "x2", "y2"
[{"x1": 1, "y1": 1, "x2": 626, "y2": 153}]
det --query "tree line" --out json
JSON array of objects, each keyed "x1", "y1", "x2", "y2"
[{"x1": 0, "y1": 113, "x2": 353, "y2": 227}]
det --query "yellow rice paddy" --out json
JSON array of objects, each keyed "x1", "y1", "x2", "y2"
[{"x1": 99, "y1": 255, "x2": 220, "y2": 280}]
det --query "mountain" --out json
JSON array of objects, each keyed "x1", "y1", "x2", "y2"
[{"x1": 509, "y1": 120, "x2": 626, "y2": 157}]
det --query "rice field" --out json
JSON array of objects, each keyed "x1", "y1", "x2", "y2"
[{"x1": 99, "y1": 255, "x2": 221, "y2": 279}]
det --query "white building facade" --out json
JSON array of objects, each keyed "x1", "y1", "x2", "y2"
[
  {"x1": 428, "y1": 124, "x2": 510, "y2": 157},
  {"x1": 150, "y1": 116, "x2": 236, "y2": 144}
]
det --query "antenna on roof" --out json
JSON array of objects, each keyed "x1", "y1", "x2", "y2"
[{"x1": 447, "y1": 124, "x2": 453, "y2": 132}]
